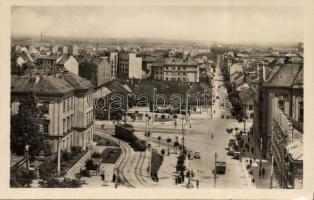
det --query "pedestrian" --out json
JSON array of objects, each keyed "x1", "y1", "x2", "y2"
[
  {"x1": 101, "y1": 173, "x2": 105, "y2": 181},
  {"x1": 212, "y1": 133, "x2": 214, "y2": 139},
  {"x1": 188, "y1": 153, "x2": 191, "y2": 160},
  {"x1": 249, "y1": 159, "x2": 252, "y2": 165},
  {"x1": 175, "y1": 177, "x2": 178, "y2": 185},
  {"x1": 262, "y1": 167, "x2": 265, "y2": 178},
  {"x1": 196, "y1": 179, "x2": 199, "y2": 188},
  {"x1": 259, "y1": 170, "x2": 261, "y2": 178},
  {"x1": 115, "y1": 182, "x2": 118, "y2": 188},
  {"x1": 191, "y1": 170, "x2": 195, "y2": 178},
  {"x1": 252, "y1": 147, "x2": 255, "y2": 154},
  {"x1": 112, "y1": 173, "x2": 116, "y2": 182},
  {"x1": 252, "y1": 178, "x2": 255, "y2": 183}
]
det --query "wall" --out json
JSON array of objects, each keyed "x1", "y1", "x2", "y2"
[
  {"x1": 129, "y1": 53, "x2": 142, "y2": 79},
  {"x1": 64, "y1": 56, "x2": 79, "y2": 75}
]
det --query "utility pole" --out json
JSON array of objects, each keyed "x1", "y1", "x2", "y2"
[
  {"x1": 214, "y1": 152, "x2": 217, "y2": 188},
  {"x1": 270, "y1": 131, "x2": 274, "y2": 189},
  {"x1": 259, "y1": 137, "x2": 263, "y2": 176}
]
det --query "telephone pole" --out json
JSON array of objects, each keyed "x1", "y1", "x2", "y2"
[{"x1": 214, "y1": 152, "x2": 217, "y2": 188}]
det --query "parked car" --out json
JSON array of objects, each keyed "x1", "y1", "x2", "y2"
[
  {"x1": 228, "y1": 146, "x2": 235, "y2": 156},
  {"x1": 228, "y1": 138, "x2": 237, "y2": 147},
  {"x1": 194, "y1": 151, "x2": 201, "y2": 159},
  {"x1": 215, "y1": 161, "x2": 226, "y2": 174},
  {"x1": 233, "y1": 151, "x2": 240, "y2": 159}
]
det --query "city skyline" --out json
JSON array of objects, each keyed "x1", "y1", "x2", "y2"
[{"x1": 11, "y1": 6, "x2": 303, "y2": 45}]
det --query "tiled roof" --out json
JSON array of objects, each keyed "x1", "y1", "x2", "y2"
[
  {"x1": 234, "y1": 74, "x2": 245, "y2": 87},
  {"x1": 266, "y1": 64, "x2": 303, "y2": 88},
  {"x1": 62, "y1": 72, "x2": 94, "y2": 90},
  {"x1": 292, "y1": 66, "x2": 303, "y2": 88},
  {"x1": 11, "y1": 72, "x2": 94, "y2": 96},
  {"x1": 56, "y1": 55, "x2": 70, "y2": 65},
  {"x1": 11, "y1": 74, "x2": 74, "y2": 95},
  {"x1": 164, "y1": 57, "x2": 197, "y2": 66},
  {"x1": 33, "y1": 75, "x2": 74, "y2": 94},
  {"x1": 238, "y1": 87, "x2": 256, "y2": 105}
]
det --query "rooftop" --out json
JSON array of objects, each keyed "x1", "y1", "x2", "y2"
[{"x1": 266, "y1": 64, "x2": 303, "y2": 88}]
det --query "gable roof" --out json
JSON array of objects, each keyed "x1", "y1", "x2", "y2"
[
  {"x1": 238, "y1": 87, "x2": 256, "y2": 105},
  {"x1": 266, "y1": 64, "x2": 303, "y2": 88}
]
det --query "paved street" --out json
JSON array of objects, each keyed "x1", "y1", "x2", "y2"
[{"x1": 93, "y1": 65, "x2": 248, "y2": 188}]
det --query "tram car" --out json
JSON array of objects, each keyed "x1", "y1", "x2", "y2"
[{"x1": 115, "y1": 124, "x2": 147, "y2": 151}]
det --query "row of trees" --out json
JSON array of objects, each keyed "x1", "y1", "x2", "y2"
[{"x1": 221, "y1": 60, "x2": 244, "y2": 121}]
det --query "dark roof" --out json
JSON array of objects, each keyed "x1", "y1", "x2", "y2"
[
  {"x1": 11, "y1": 72, "x2": 94, "y2": 96},
  {"x1": 164, "y1": 57, "x2": 197, "y2": 66},
  {"x1": 62, "y1": 72, "x2": 94, "y2": 90},
  {"x1": 56, "y1": 55, "x2": 70, "y2": 65},
  {"x1": 266, "y1": 64, "x2": 303, "y2": 88},
  {"x1": 238, "y1": 87, "x2": 256, "y2": 105},
  {"x1": 11, "y1": 74, "x2": 74, "y2": 95}
]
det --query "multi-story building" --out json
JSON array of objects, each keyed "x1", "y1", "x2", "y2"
[
  {"x1": 163, "y1": 57, "x2": 199, "y2": 82},
  {"x1": 68, "y1": 44, "x2": 78, "y2": 55},
  {"x1": 79, "y1": 56, "x2": 111, "y2": 85},
  {"x1": 118, "y1": 52, "x2": 142, "y2": 79},
  {"x1": 56, "y1": 55, "x2": 79, "y2": 75},
  {"x1": 238, "y1": 87, "x2": 256, "y2": 120},
  {"x1": 11, "y1": 71, "x2": 95, "y2": 153},
  {"x1": 109, "y1": 52, "x2": 118, "y2": 80},
  {"x1": 151, "y1": 62, "x2": 164, "y2": 81},
  {"x1": 252, "y1": 63, "x2": 303, "y2": 188}
]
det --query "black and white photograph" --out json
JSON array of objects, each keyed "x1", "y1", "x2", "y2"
[{"x1": 1, "y1": 0, "x2": 313, "y2": 199}]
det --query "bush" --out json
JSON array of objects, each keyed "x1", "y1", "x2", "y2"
[
  {"x1": 39, "y1": 177, "x2": 82, "y2": 188},
  {"x1": 92, "y1": 152, "x2": 101, "y2": 158},
  {"x1": 10, "y1": 168, "x2": 35, "y2": 187},
  {"x1": 62, "y1": 151, "x2": 73, "y2": 162},
  {"x1": 85, "y1": 159, "x2": 97, "y2": 171},
  {"x1": 71, "y1": 146, "x2": 82, "y2": 155}
]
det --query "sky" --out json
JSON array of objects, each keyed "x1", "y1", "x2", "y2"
[{"x1": 11, "y1": 6, "x2": 303, "y2": 44}]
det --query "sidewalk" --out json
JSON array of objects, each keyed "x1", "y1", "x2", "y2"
[{"x1": 237, "y1": 128, "x2": 279, "y2": 189}]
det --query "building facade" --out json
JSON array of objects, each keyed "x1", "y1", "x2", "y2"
[
  {"x1": 79, "y1": 57, "x2": 111, "y2": 85},
  {"x1": 252, "y1": 63, "x2": 303, "y2": 188},
  {"x1": 118, "y1": 52, "x2": 142, "y2": 79},
  {"x1": 11, "y1": 72, "x2": 95, "y2": 153},
  {"x1": 109, "y1": 52, "x2": 118, "y2": 80}
]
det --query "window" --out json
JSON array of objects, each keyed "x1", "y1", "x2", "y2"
[
  {"x1": 71, "y1": 115, "x2": 74, "y2": 128},
  {"x1": 63, "y1": 101, "x2": 66, "y2": 113},
  {"x1": 43, "y1": 120, "x2": 49, "y2": 134},
  {"x1": 67, "y1": 117, "x2": 70, "y2": 130},
  {"x1": 183, "y1": 72, "x2": 186, "y2": 75},
  {"x1": 298, "y1": 98, "x2": 303, "y2": 122},
  {"x1": 67, "y1": 98, "x2": 70, "y2": 111},
  {"x1": 63, "y1": 119, "x2": 66, "y2": 133},
  {"x1": 41, "y1": 102, "x2": 49, "y2": 114},
  {"x1": 249, "y1": 105, "x2": 253, "y2": 110}
]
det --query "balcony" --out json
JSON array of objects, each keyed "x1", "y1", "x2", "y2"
[{"x1": 273, "y1": 106, "x2": 303, "y2": 143}]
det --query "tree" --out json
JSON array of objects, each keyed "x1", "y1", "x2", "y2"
[
  {"x1": 11, "y1": 94, "x2": 45, "y2": 157},
  {"x1": 10, "y1": 168, "x2": 35, "y2": 187}
]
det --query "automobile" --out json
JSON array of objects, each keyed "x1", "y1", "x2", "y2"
[
  {"x1": 226, "y1": 128, "x2": 233, "y2": 133},
  {"x1": 228, "y1": 138, "x2": 237, "y2": 147},
  {"x1": 228, "y1": 146, "x2": 235, "y2": 156},
  {"x1": 215, "y1": 161, "x2": 226, "y2": 174},
  {"x1": 216, "y1": 96, "x2": 220, "y2": 99},
  {"x1": 233, "y1": 151, "x2": 240, "y2": 159},
  {"x1": 194, "y1": 151, "x2": 201, "y2": 159}
]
